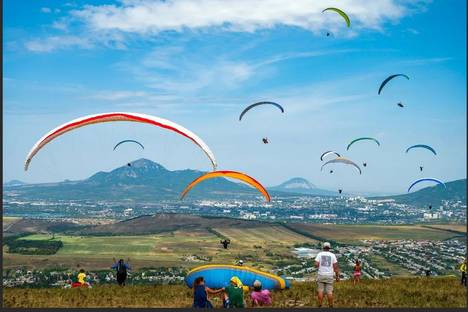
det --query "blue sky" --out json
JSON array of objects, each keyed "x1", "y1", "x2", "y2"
[{"x1": 3, "y1": 0, "x2": 466, "y2": 194}]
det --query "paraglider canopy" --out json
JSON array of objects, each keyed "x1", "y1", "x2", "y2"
[
  {"x1": 406, "y1": 144, "x2": 437, "y2": 156},
  {"x1": 407, "y1": 178, "x2": 446, "y2": 193},
  {"x1": 320, "y1": 151, "x2": 341, "y2": 161},
  {"x1": 322, "y1": 8, "x2": 350, "y2": 27},
  {"x1": 347, "y1": 137, "x2": 380, "y2": 151},
  {"x1": 24, "y1": 112, "x2": 218, "y2": 171},
  {"x1": 321, "y1": 157, "x2": 362, "y2": 175},
  {"x1": 378, "y1": 74, "x2": 410, "y2": 95},
  {"x1": 239, "y1": 102, "x2": 284, "y2": 121},
  {"x1": 113, "y1": 139, "x2": 144, "y2": 151},
  {"x1": 181, "y1": 170, "x2": 271, "y2": 202}
]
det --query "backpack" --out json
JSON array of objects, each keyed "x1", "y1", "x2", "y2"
[{"x1": 117, "y1": 260, "x2": 127, "y2": 275}]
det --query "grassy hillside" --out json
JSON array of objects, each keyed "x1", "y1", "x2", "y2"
[
  {"x1": 3, "y1": 278, "x2": 466, "y2": 308},
  {"x1": 373, "y1": 178, "x2": 466, "y2": 207}
]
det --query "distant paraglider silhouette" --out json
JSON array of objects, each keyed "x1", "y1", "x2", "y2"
[
  {"x1": 220, "y1": 239, "x2": 230, "y2": 249},
  {"x1": 262, "y1": 138, "x2": 269, "y2": 144}
]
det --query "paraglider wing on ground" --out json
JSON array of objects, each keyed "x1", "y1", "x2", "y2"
[{"x1": 185, "y1": 264, "x2": 289, "y2": 290}]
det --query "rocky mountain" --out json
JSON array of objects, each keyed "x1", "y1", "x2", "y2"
[{"x1": 269, "y1": 177, "x2": 336, "y2": 196}]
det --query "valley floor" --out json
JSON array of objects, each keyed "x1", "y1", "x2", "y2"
[{"x1": 3, "y1": 277, "x2": 466, "y2": 308}]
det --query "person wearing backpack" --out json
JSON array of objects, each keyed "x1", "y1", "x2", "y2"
[{"x1": 111, "y1": 258, "x2": 131, "y2": 286}]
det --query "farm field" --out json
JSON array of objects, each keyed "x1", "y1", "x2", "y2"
[
  {"x1": 366, "y1": 255, "x2": 412, "y2": 277},
  {"x1": 291, "y1": 224, "x2": 462, "y2": 244},
  {"x1": 4, "y1": 226, "x2": 315, "y2": 270},
  {"x1": 422, "y1": 224, "x2": 467, "y2": 233},
  {"x1": 3, "y1": 277, "x2": 466, "y2": 308}
]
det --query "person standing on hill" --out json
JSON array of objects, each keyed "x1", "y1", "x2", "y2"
[
  {"x1": 353, "y1": 259, "x2": 362, "y2": 285},
  {"x1": 459, "y1": 258, "x2": 467, "y2": 286},
  {"x1": 111, "y1": 258, "x2": 131, "y2": 286},
  {"x1": 315, "y1": 242, "x2": 340, "y2": 308}
]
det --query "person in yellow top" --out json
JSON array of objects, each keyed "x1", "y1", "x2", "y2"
[
  {"x1": 77, "y1": 269, "x2": 87, "y2": 286},
  {"x1": 459, "y1": 258, "x2": 467, "y2": 287}
]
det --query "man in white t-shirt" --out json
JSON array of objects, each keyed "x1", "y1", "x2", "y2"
[{"x1": 315, "y1": 242, "x2": 339, "y2": 308}]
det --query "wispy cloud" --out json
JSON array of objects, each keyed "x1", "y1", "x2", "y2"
[
  {"x1": 25, "y1": 35, "x2": 94, "y2": 52},
  {"x1": 398, "y1": 57, "x2": 453, "y2": 66},
  {"x1": 72, "y1": 0, "x2": 407, "y2": 34},
  {"x1": 24, "y1": 0, "x2": 427, "y2": 52}
]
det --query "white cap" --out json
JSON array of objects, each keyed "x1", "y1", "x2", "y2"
[
  {"x1": 323, "y1": 242, "x2": 331, "y2": 249},
  {"x1": 238, "y1": 260, "x2": 244, "y2": 264},
  {"x1": 253, "y1": 280, "x2": 262, "y2": 287}
]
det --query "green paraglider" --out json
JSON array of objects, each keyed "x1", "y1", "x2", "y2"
[
  {"x1": 322, "y1": 8, "x2": 350, "y2": 27},
  {"x1": 346, "y1": 137, "x2": 380, "y2": 151},
  {"x1": 405, "y1": 144, "x2": 437, "y2": 156}
]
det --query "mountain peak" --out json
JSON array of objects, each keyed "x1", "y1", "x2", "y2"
[
  {"x1": 3, "y1": 179, "x2": 27, "y2": 186},
  {"x1": 129, "y1": 158, "x2": 167, "y2": 171},
  {"x1": 279, "y1": 177, "x2": 316, "y2": 190}
]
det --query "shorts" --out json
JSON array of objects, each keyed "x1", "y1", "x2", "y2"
[
  {"x1": 353, "y1": 272, "x2": 361, "y2": 277},
  {"x1": 316, "y1": 275, "x2": 334, "y2": 294}
]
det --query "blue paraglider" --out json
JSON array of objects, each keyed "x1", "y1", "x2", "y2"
[{"x1": 185, "y1": 264, "x2": 289, "y2": 290}]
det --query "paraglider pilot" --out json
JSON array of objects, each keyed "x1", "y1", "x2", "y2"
[{"x1": 220, "y1": 239, "x2": 231, "y2": 249}]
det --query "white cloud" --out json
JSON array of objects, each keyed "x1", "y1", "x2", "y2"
[
  {"x1": 25, "y1": 35, "x2": 93, "y2": 52},
  {"x1": 86, "y1": 90, "x2": 150, "y2": 101},
  {"x1": 41, "y1": 7, "x2": 52, "y2": 14},
  {"x1": 26, "y1": 0, "x2": 428, "y2": 52},
  {"x1": 72, "y1": 0, "x2": 407, "y2": 35}
]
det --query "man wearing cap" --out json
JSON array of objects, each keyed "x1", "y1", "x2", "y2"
[{"x1": 315, "y1": 242, "x2": 340, "y2": 308}]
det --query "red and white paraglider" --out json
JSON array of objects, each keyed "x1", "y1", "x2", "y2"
[{"x1": 24, "y1": 112, "x2": 217, "y2": 171}]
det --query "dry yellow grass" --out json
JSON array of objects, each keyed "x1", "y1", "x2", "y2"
[{"x1": 3, "y1": 277, "x2": 466, "y2": 308}]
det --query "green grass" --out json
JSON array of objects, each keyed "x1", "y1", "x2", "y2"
[
  {"x1": 367, "y1": 255, "x2": 411, "y2": 276},
  {"x1": 3, "y1": 277, "x2": 466, "y2": 308},
  {"x1": 292, "y1": 224, "x2": 461, "y2": 244},
  {"x1": 5, "y1": 227, "x2": 315, "y2": 270}
]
